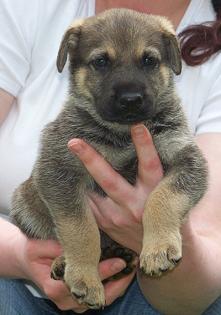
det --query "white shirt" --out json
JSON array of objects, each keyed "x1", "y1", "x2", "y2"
[
  {"x1": 0, "y1": 0, "x2": 221, "y2": 212},
  {"x1": 0, "y1": 0, "x2": 221, "y2": 298},
  {"x1": 0, "y1": 0, "x2": 96, "y2": 214}
]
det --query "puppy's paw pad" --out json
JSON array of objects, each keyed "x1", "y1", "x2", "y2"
[{"x1": 51, "y1": 256, "x2": 66, "y2": 280}]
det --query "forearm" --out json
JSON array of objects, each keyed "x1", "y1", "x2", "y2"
[{"x1": 0, "y1": 218, "x2": 27, "y2": 278}]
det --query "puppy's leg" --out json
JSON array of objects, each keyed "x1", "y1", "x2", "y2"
[
  {"x1": 140, "y1": 140, "x2": 208, "y2": 276},
  {"x1": 140, "y1": 173, "x2": 189, "y2": 276},
  {"x1": 11, "y1": 177, "x2": 56, "y2": 239},
  {"x1": 52, "y1": 202, "x2": 105, "y2": 309}
]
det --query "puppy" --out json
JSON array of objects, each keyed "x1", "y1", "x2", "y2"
[{"x1": 11, "y1": 9, "x2": 208, "y2": 309}]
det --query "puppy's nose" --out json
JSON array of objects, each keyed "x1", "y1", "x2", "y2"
[{"x1": 119, "y1": 92, "x2": 143, "y2": 109}]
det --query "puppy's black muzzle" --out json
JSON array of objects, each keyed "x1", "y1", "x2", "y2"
[
  {"x1": 101, "y1": 85, "x2": 152, "y2": 124},
  {"x1": 119, "y1": 92, "x2": 143, "y2": 110},
  {"x1": 118, "y1": 91, "x2": 145, "y2": 121}
]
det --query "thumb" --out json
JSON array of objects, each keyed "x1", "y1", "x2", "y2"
[{"x1": 98, "y1": 258, "x2": 126, "y2": 281}]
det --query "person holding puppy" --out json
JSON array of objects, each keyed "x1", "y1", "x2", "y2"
[{"x1": 0, "y1": 0, "x2": 221, "y2": 314}]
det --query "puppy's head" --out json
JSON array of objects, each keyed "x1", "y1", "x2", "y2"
[{"x1": 57, "y1": 9, "x2": 181, "y2": 125}]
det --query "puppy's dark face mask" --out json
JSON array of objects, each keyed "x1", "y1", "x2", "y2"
[{"x1": 57, "y1": 9, "x2": 181, "y2": 125}]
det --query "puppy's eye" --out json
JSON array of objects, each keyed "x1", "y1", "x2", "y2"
[
  {"x1": 142, "y1": 54, "x2": 158, "y2": 68},
  {"x1": 92, "y1": 55, "x2": 109, "y2": 69}
]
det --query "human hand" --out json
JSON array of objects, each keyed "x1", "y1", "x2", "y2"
[
  {"x1": 17, "y1": 236, "x2": 135, "y2": 312},
  {"x1": 68, "y1": 124, "x2": 163, "y2": 253},
  {"x1": 16, "y1": 124, "x2": 161, "y2": 311}
]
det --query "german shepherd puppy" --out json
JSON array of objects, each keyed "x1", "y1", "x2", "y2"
[{"x1": 11, "y1": 9, "x2": 208, "y2": 309}]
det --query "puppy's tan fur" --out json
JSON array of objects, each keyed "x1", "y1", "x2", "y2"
[{"x1": 11, "y1": 9, "x2": 208, "y2": 309}]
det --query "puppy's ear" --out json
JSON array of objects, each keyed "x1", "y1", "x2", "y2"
[
  {"x1": 57, "y1": 20, "x2": 83, "y2": 73},
  {"x1": 162, "y1": 33, "x2": 182, "y2": 75}
]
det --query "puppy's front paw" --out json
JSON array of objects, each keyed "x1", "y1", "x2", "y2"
[
  {"x1": 64, "y1": 265, "x2": 105, "y2": 310},
  {"x1": 140, "y1": 233, "x2": 182, "y2": 277}
]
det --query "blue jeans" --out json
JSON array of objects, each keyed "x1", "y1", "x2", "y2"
[{"x1": 0, "y1": 278, "x2": 220, "y2": 315}]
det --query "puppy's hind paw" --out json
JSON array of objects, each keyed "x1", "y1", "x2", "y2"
[{"x1": 51, "y1": 256, "x2": 66, "y2": 280}]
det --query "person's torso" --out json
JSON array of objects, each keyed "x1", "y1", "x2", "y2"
[{"x1": 0, "y1": 0, "x2": 219, "y2": 215}]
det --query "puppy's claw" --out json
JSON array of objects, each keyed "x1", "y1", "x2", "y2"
[
  {"x1": 171, "y1": 258, "x2": 182, "y2": 265},
  {"x1": 140, "y1": 237, "x2": 182, "y2": 277},
  {"x1": 72, "y1": 292, "x2": 86, "y2": 300},
  {"x1": 65, "y1": 268, "x2": 105, "y2": 310}
]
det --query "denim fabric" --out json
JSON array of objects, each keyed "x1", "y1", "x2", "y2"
[
  {"x1": 0, "y1": 278, "x2": 73, "y2": 315},
  {"x1": 203, "y1": 296, "x2": 221, "y2": 315},
  {"x1": 0, "y1": 278, "x2": 220, "y2": 315},
  {"x1": 93, "y1": 279, "x2": 161, "y2": 315}
]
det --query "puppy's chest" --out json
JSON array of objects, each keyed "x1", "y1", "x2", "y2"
[{"x1": 89, "y1": 144, "x2": 138, "y2": 196}]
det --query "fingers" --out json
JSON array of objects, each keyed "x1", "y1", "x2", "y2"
[
  {"x1": 49, "y1": 258, "x2": 126, "y2": 312},
  {"x1": 69, "y1": 125, "x2": 163, "y2": 202},
  {"x1": 99, "y1": 258, "x2": 137, "y2": 306},
  {"x1": 56, "y1": 293, "x2": 88, "y2": 313},
  {"x1": 68, "y1": 139, "x2": 135, "y2": 206},
  {"x1": 131, "y1": 125, "x2": 163, "y2": 188},
  {"x1": 26, "y1": 239, "x2": 62, "y2": 259},
  {"x1": 43, "y1": 278, "x2": 88, "y2": 312},
  {"x1": 89, "y1": 194, "x2": 121, "y2": 226},
  {"x1": 104, "y1": 270, "x2": 136, "y2": 305},
  {"x1": 72, "y1": 308, "x2": 88, "y2": 314},
  {"x1": 98, "y1": 258, "x2": 126, "y2": 281}
]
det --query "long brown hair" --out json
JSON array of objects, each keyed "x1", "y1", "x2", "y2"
[{"x1": 179, "y1": 0, "x2": 221, "y2": 66}]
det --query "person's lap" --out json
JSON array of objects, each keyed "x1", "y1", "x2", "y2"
[
  {"x1": 0, "y1": 278, "x2": 220, "y2": 315},
  {"x1": 0, "y1": 278, "x2": 159, "y2": 315}
]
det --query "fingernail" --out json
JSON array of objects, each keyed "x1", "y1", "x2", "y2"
[
  {"x1": 110, "y1": 260, "x2": 126, "y2": 272},
  {"x1": 68, "y1": 139, "x2": 84, "y2": 155},
  {"x1": 133, "y1": 125, "x2": 144, "y2": 137}
]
